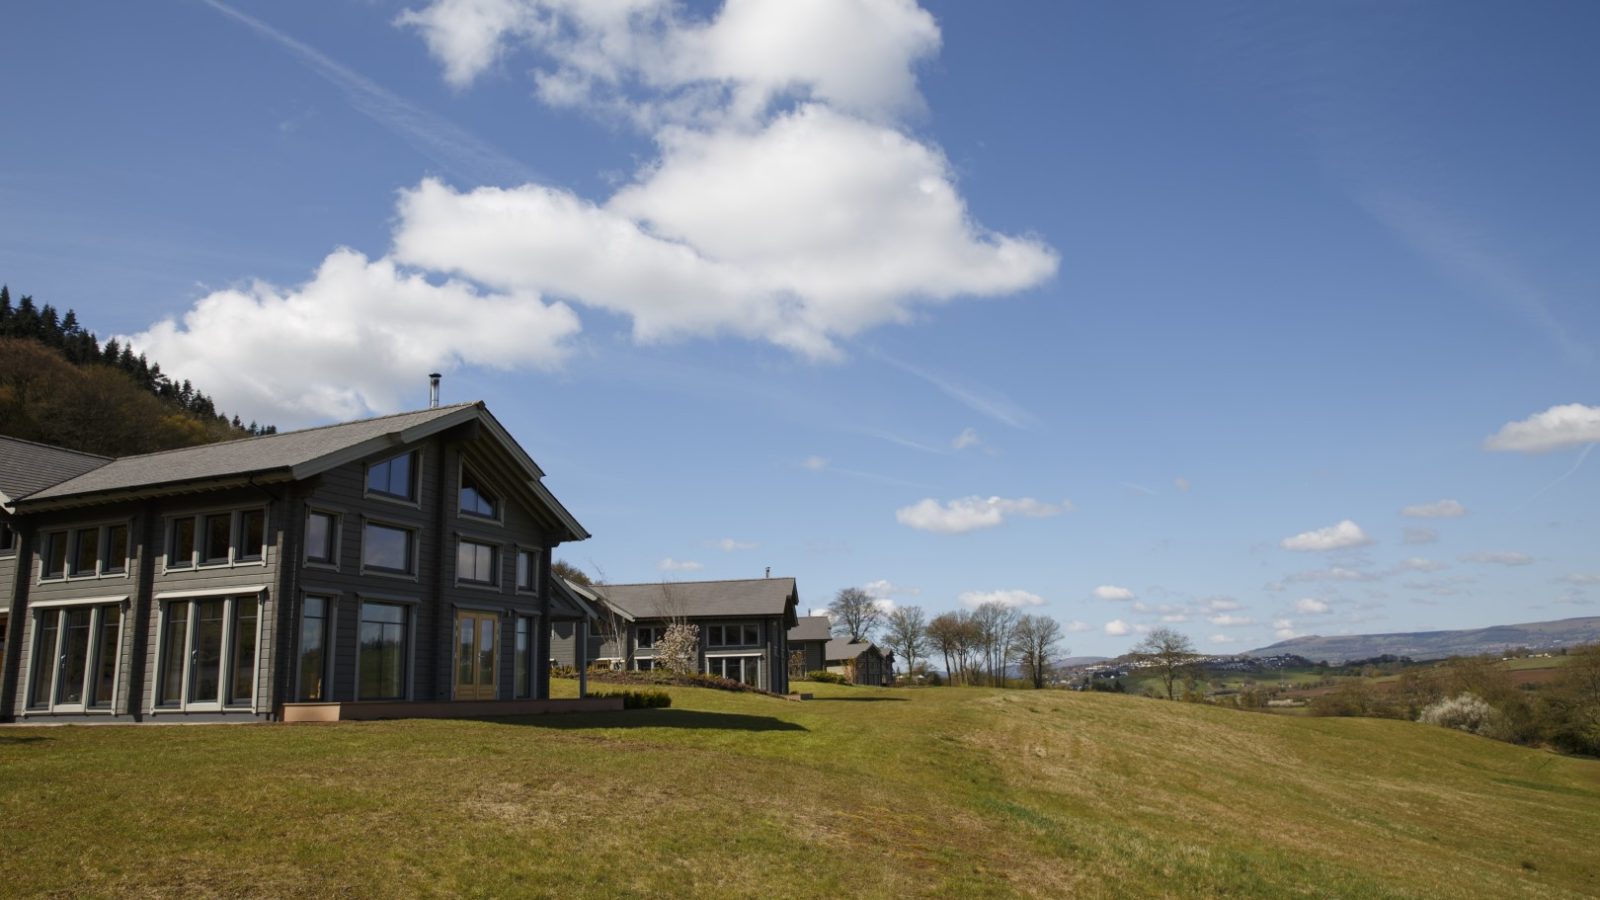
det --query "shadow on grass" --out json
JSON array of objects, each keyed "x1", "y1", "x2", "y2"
[
  {"x1": 0, "y1": 734, "x2": 53, "y2": 745},
  {"x1": 807, "y1": 697, "x2": 910, "y2": 703},
  {"x1": 479, "y1": 709, "x2": 808, "y2": 732}
]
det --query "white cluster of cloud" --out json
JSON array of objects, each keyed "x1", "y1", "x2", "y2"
[
  {"x1": 1272, "y1": 619, "x2": 1297, "y2": 640},
  {"x1": 863, "y1": 579, "x2": 920, "y2": 600},
  {"x1": 1285, "y1": 566, "x2": 1374, "y2": 583},
  {"x1": 1092, "y1": 584, "x2": 1134, "y2": 601},
  {"x1": 713, "y1": 538, "x2": 757, "y2": 552},
  {"x1": 1104, "y1": 619, "x2": 1130, "y2": 636},
  {"x1": 1294, "y1": 597, "x2": 1330, "y2": 614},
  {"x1": 1064, "y1": 620, "x2": 1092, "y2": 633},
  {"x1": 139, "y1": 1, "x2": 1057, "y2": 424},
  {"x1": 1401, "y1": 499, "x2": 1466, "y2": 518},
  {"x1": 1484, "y1": 403, "x2": 1600, "y2": 453},
  {"x1": 1460, "y1": 551, "x2": 1533, "y2": 567},
  {"x1": 657, "y1": 557, "x2": 704, "y2": 571},
  {"x1": 1209, "y1": 614, "x2": 1254, "y2": 627},
  {"x1": 957, "y1": 589, "x2": 1044, "y2": 609},
  {"x1": 895, "y1": 495, "x2": 1067, "y2": 534},
  {"x1": 1280, "y1": 520, "x2": 1372, "y2": 552}
]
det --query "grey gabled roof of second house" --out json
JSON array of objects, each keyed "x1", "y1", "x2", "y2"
[
  {"x1": 0, "y1": 436, "x2": 112, "y2": 510},
  {"x1": 788, "y1": 615, "x2": 832, "y2": 642},
  {"x1": 825, "y1": 638, "x2": 881, "y2": 662},
  {"x1": 594, "y1": 577, "x2": 799, "y2": 622}
]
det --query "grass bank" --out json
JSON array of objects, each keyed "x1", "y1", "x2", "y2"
[{"x1": 2, "y1": 682, "x2": 1597, "y2": 897}]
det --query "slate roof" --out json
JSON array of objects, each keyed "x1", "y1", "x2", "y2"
[
  {"x1": 23, "y1": 403, "x2": 478, "y2": 503},
  {"x1": 825, "y1": 638, "x2": 880, "y2": 662},
  {"x1": 788, "y1": 615, "x2": 832, "y2": 643},
  {"x1": 0, "y1": 437, "x2": 111, "y2": 508},
  {"x1": 595, "y1": 577, "x2": 799, "y2": 623}
]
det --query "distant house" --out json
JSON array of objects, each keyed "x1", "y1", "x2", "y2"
[
  {"x1": 825, "y1": 638, "x2": 893, "y2": 686},
  {"x1": 0, "y1": 402, "x2": 597, "y2": 723},
  {"x1": 786, "y1": 615, "x2": 831, "y2": 679},
  {"x1": 554, "y1": 577, "x2": 799, "y2": 694}
]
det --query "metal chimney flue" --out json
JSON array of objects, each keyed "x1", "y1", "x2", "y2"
[
  {"x1": 765, "y1": 566, "x2": 771, "y2": 578},
  {"x1": 428, "y1": 373, "x2": 442, "y2": 409}
]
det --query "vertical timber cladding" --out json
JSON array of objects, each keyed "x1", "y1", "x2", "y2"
[
  {"x1": 536, "y1": 544, "x2": 553, "y2": 700},
  {"x1": 433, "y1": 438, "x2": 452, "y2": 703},
  {"x1": 269, "y1": 485, "x2": 304, "y2": 716},
  {"x1": 0, "y1": 519, "x2": 34, "y2": 720}
]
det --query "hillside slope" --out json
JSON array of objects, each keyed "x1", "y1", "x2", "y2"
[
  {"x1": 1247, "y1": 616, "x2": 1600, "y2": 663},
  {"x1": 1, "y1": 683, "x2": 1597, "y2": 897}
]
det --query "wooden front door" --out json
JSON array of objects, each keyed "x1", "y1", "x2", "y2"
[{"x1": 454, "y1": 611, "x2": 499, "y2": 701}]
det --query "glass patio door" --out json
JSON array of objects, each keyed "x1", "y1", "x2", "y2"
[{"x1": 454, "y1": 610, "x2": 499, "y2": 701}]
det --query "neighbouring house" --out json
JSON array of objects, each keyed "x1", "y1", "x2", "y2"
[
  {"x1": 0, "y1": 401, "x2": 598, "y2": 723},
  {"x1": 555, "y1": 577, "x2": 799, "y2": 694},
  {"x1": 825, "y1": 638, "x2": 894, "y2": 686},
  {"x1": 786, "y1": 615, "x2": 831, "y2": 680}
]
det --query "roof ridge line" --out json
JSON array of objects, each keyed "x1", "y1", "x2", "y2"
[{"x1": 599, "y1": 576, "x2": 795, "y2": 588}]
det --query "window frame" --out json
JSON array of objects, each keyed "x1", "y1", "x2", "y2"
[
  {"x1": 354, "y1": 596, "x2": 417, "y2": 701},
  {"x1": 634, "y1": 624, "x2": 664, "y2": 650},
  {"x1": 163, "y1": 507, "x2": 270, "y2": 573},
  {"x1": 514, "y1": 547, "x2": 541, "y2": 594},
  {"x1": 21, "y1": 599, "x2": 128, "y2": 716},
  {"x1": 455, "y1": 537, "x2": 501, "y2": 589},
  {"x1": 364, "y1": 450, "x2": 420, "y2": 507},
  {"x1": 359, "y1": 518, "x2": 418, "y2": 579},
  {"x1": 456, "y1": 462, "x2": 502, "y2": 523},
  {"x1": 150, "y1": 590, "x2": 266, "y2": 713},
  {"x1": 38, "y1": 521, "x2": 134, "y2": 583},
  {"x1": 295, "y1": 592, "x2": 337, "y2": 702},
  {"x1": 304, "y1": 508, "x2": 342, "y2": 569}
]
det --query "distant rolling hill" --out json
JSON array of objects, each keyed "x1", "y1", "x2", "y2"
[{"x1": 1247, "y1": 616, "x2": 1600, "y2": 663}]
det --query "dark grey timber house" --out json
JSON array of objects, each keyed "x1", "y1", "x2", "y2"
[
  {"x1": 0, "y1": 401, "x2": 593, "y2": 723},
  {"x1": 786, "y1": 615, "x2": 832, "y2": 679},
  {"x1": 556, "y1": 577, "x2": 800, "y2": 694}
]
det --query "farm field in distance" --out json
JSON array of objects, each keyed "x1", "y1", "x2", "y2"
[{"x1": 4, "y1": 680, "x2": 1599, "y2": 898}]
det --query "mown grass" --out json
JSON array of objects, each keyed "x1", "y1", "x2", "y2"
[{"x1": 2, "y1": 682, "x2": 1597, "y2": 898}]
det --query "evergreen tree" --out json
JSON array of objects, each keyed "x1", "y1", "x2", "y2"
[
  {"x1": 0, "y1": 285, "x2": 12, "y2": 331},
  {"x1": 101, "y1": 337, "x2": 121, "y2": 365}
]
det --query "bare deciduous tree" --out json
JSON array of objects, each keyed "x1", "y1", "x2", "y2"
[
  {"x1": 974, "y1": 601, "x2": 1021, "y2": 686},
  {"x1": 1011, "y1": 615, "x2": 1064, "y2": 689},
  {"x1": 926, "y1": 610, "x2": 982, "y2": 685},
  {"x1": 883, "y1": 605, "x2": 928, "y2": 681},
  {"x1": 1132, "y1": 627, "x2": 1196, "y2": 700},
  {"x1": 829, "y1": 586, "x2": 883, "y2": 642}
]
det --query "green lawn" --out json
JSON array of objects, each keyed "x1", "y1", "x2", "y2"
[{"x1": 2, "y1": 682, "x2": 1597, "y2": 898}]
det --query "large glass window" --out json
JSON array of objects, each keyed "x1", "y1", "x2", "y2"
[
  {"x1": 305, "y1": 511, "x2": 337, "y2": 565},
  {"x1": 202, "y1": 514, "x2": 232, "y2": 564},
  {"x1": 42, "y1": 531, "x2": 68, "y2": 579},
  {"x1": 459, "y1": 468, "x2": 499, "y2": 519},
  {"x1": 236, "y1": 509, "x2": 266, "y2": 562},
  {"x1": 635, "y1": 625, "x2": 663, "y2": 649},
  {"x1": 27, "y1": 604, "x2": 123, "y2": 712},
  {"x1": 366, "y1": 452, "x2": 416, "y2": 501},
  {"x1": 707, "y1": 624, "x2": 760, "y2": 647},
  {"x1": 102, "y1": 524, "x2": 128, "y2": 575},
  {"x1": 157, "y1": 595, "x2": 260, "y2": 709},
  {"x1": 168, "y1": 518, "x2": 196, "y2": 569},
  {"x1": 516, "y1": 549, "x2": 539, "y2": 592},
  {"x1": 358, "y1": 602, "x2": 409, "y2": 700},
  {"x1": 457, "y1": 540, "x2": 499, "y2": 585},
  {"x1": 72, "y1": 529, "x2": 99, "y2": 577},
  {"x1": 362, "y1": 523, "x2": 414, "y2": 574},
  {"x1": 298, "y1": 596, "x2": 330, "y2": 701},
  {"x1": 514, "y1": 617, "x2": 533, "y2": 698}
]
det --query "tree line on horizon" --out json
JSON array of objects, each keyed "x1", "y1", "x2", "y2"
[{"x1": 0, "y1": 283, "x2": 274, "y2": 456}]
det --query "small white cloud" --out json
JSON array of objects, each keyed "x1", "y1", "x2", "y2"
[
  {"x1": 862, "y1": 579, "x2": 920, "y2": 599},
  {"x1": 1209, "y1": 634, "x2": 1237, "y2": 644},
  {"x1": 1295, "y1": 598, "x2": 1330, "y2": 614},
  {"x1": 895, "y1": 495, "x2": 1068, "y2": 534},
  {"x1": 1174, "y1": 476, "x2": 1191, "y2": 493},
  {"x1": 1281, "y1": 520, "x2": 1373, "y2": 552},
  {"x1": 1403, "y1": 527, "x2": 1438, "y2": 545},
  {"x1": 1484, "y1": 403, "x2": 1600, "y2": 453},
  {"x1": 1285, "y1": 567, "x2": 1376, "y2": 583},
  {"x1": 1204, "y1": 597, "x2": 1242, "y2": 611},
  {"x1": 1460, "y1": 551, "x2": 1533, "y2": 566},
  {"x1": 1104, "y1": 619, "x2": 1131, "y2": 636},
  {"x1": 1065, "y1": 620, "x2": 1092, "y2": 633},
  {"x1": 958, "y1": 589, "x2": 1045, "y2": 609},
  {"x1": 713, "y1": 538, "x2": 757, "y2": 552},
  {"x1": 1209, "y1": 614, "x2": 1254, "y2": 627},
  {"x1": 1401, "y1": 499, "x2": 1467, "y2": 518},
  {"x1": 802, "y1": 455, "x2": 829, "y2": 471},
  {"x1": 1093, "y1": 584, "x2": 1135, "y2": 602},
  {"x1": 951, "y1": 427, "x2": 981, "y2": 450},
  {"x1": 658, "y1": 557, "x2": 704, "y2": 572},
  {"x1": 1273, "y1": 618, "x2": 1297, "y2": 639}
]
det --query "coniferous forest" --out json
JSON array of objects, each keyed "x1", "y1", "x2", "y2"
[{"x1": 0, "y1": 284, "x2": 274, "y2": 457}]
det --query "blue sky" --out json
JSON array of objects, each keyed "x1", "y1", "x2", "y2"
[{"x1": 2, "y1": 1, "x2": 1596, "y2": 656}]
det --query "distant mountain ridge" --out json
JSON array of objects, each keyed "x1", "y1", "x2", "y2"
[{"x1": 1246, "y1": 616, "x2": 1600, "y2": 664}]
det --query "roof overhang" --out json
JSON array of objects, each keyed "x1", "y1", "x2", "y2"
[{"x1": 13, "y1": 470, "x2": 296, "y2": 514}]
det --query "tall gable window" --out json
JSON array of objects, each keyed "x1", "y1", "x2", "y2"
[
  {"x1": 457, "y1": 539, "x2": 499, "y2": 586},
  {"x1": 459, "y1": 468, "x2": 499, "y2": 519},
  {"x1": 366, "y1": 451, "x2": 416, "y2": 502}
]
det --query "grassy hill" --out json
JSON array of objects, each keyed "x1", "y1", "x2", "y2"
[
  {"x1": 1248, "y1": 616, "x2": 1600, "y2": 664},
  {"x1": 2, "y1": 683, "x2": 1597, "y2": 897}
]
